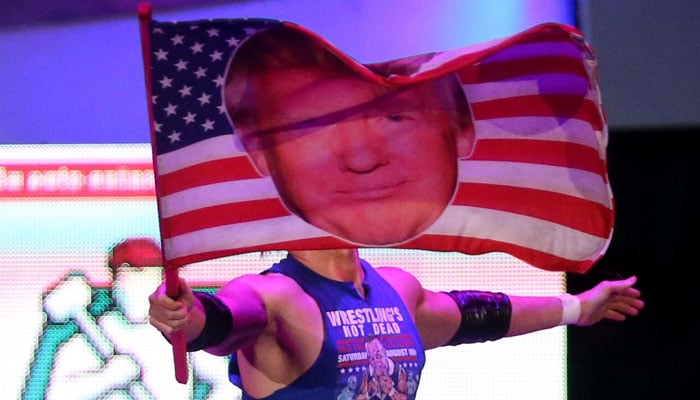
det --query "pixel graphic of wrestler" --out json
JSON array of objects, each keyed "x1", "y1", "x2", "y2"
[{"x1": 22, "y1": 238, "x2": 238, "y2": 400}]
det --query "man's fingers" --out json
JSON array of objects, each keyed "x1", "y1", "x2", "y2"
[
  {"x1": 613, "y1": 290, "x2": 644, "y2": 309},
  {"x1": 609, "y1": 296, "x2": 643, "y2": 318},
  {"x1": 605, "y1": 309, "x2": 627, "y2": 322},
  {"x1": 149, "y1": 304, "x2": 189, "y2": 331}
]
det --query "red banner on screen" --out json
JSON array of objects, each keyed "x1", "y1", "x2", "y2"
[{"x1": 0, "y1": 163, "x2": 155, "y2": 198}]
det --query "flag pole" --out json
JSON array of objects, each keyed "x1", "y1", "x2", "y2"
[{"x1": 138, "y1": 2, "x2": 189, "y2": 384}]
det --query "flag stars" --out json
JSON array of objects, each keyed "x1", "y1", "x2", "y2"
[
  {"x1": 168, "y1": 131, "x2": 182, "y2": 143},
  {"x1": 149, "y1": 20, "x2": 281, "y2": 152},
  {"x1": 190, "y1": 42, "x2": 204, "y2": 54},
  {"x1": 164, "y1": 103, "x2": 178, "y2": 116},
  {"x1": 201, "y1": 119, "x2": 215, "y2": 131},
  {"x1": 178, "y1": 85, "x2": 193, "y2": 97},
  {"x1": 209, "y1": 50, "x2": 224, "y2": 62},
  {"x1": 182, "y1": 112, "x2": 197, "y2": 125},
  {"x1": 197, "y1": 93, "x2": 212, "y2": 106},
  {"x1": 194, "y1": 67, "x2": 207, "y2": 79},
  {"x1": 154, "y1": 48, "x2": 168, "y2": 61},
  {"x1": 171, "y1": 34, "x2": 185, "y2": 45},
  {"x1": 244, "y1": 27, "x2": 260, "y2": 36},
  {"x1": 174, "y1": 59, "x2": 189, "y2": 71},
  {"x1": 159, "y1": 76, "x2": 174, "y2": 89}
]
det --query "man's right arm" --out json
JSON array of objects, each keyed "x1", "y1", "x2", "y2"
[{"x1": 148, "y1": 275, "x2": 268, "y2": 356}]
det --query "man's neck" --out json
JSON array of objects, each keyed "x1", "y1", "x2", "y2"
[{"x1": 288, "y1": 248, "x2": 363, "y2": 283}]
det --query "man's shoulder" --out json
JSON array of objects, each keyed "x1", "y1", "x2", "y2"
[
  {"x1": 374, "y1": 266, "x2": 422, "y2": 292},
  {"x1": 225, "y1": 271, "x2": 309, "y2": 301}
]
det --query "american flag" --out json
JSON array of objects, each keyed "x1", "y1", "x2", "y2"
[{"x1": 141, "y1": 16, "x2": 612, "y2": 273}]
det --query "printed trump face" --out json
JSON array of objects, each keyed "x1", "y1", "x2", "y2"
[{"x1": 225, "y1": 29, "x2": 474, "y2": 245}]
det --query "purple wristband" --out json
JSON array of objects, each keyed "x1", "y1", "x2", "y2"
[{"x1": 186, "y1": 292, "x2": 233, "y2": 351}]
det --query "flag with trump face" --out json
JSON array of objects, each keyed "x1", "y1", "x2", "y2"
[{"x1": 139, "y1": 8, "x2": 613, "y2": 274}]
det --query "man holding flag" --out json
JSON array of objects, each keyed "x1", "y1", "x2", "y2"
[{"x1": 140, "y1": 5, "x2": 643, "y2": 399}]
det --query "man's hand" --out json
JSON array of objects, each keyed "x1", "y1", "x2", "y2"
[
  {"x1": 148, "y1": 277, "x2": 195, "y2": 336},
  {"x1": 576, "y1": 276, "x2": 644, "y2": 326}
]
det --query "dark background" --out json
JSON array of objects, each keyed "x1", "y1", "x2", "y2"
[
  {"x1": 568, "y1": 127, "x2": 699, "y2": 399},
  {"x1": 568, "y1": 1, "x2": 699, "y2": 398}
]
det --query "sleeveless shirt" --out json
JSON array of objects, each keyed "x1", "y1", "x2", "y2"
[{"x1": 229, "y1": 254, "x2": 426, "y2": 399}]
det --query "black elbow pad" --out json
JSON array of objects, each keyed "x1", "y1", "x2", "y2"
[{"x1": 444, "y1": 290, "x2": 511, "y2": 345}]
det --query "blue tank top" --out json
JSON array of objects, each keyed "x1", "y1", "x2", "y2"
[{"x1": 229, "y1": 254, "x2": 426, "y2": 399}]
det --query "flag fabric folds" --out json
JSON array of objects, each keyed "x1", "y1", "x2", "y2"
[{"x1": 141, "y1": 14, "x2": 612, "y2": 273}]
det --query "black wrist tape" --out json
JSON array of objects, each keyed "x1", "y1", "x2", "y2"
[
  {"x1": 186, "y1": 292, "x2": 233, "y2": 351},
  {"x1": 444, "y1": 290, "x2": 512, "y2": 345}
]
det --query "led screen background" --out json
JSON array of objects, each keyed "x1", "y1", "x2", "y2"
[{"x1": 1, "y1": 144, "x2": 566, "y2": 399}]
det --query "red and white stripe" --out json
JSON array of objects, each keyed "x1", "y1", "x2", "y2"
[{"x1": 153, "y1": 23, "x2": 612, "y2": 273}]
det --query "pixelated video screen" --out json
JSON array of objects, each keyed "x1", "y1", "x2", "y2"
[{"x1": 1, "y1": 144, "x2": 566, "y2": 399}]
